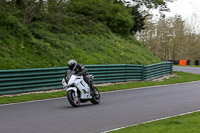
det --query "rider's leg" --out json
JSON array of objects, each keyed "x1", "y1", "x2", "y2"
[{"x1": 83, "y1": 75, "x2": 98, "y2": 95}]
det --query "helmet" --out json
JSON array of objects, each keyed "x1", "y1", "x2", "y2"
[{"x1": 68, "y1": 59, "x2": 77, "y2": 70}]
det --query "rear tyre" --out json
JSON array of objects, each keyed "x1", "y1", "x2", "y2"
[
  {"x1": 67, "y1": 90, "x2": 80, "y2": 107},
  {"x1": 90, "y1": 88, "x2": 101, "y2": 104}
]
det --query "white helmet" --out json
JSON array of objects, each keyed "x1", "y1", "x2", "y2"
[{"x1": 68, "y1": 59, "x2": 77, "y2": 70}]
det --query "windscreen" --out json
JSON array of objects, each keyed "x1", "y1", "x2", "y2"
[{"x1": 67, "y1": 70, "x2": 75, "y2": 81}]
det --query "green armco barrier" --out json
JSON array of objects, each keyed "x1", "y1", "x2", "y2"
[
  {"x1": 142, "y1": 62, "x2": 173, "y2": 81},
  {"x1": 0, "y1": 62, "x2": 172, "y2": 95}
]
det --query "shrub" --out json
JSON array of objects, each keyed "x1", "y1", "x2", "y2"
[{"x1": 67, "y1": 0, "x2": 133, "y2": 35}]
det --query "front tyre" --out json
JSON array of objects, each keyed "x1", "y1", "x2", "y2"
[
  {"x1": 67, "y1": 90, "x2": 80, "y2": 107},
  {"x1": 90, "y1": 89, "x2": 101, "y2": 104}
]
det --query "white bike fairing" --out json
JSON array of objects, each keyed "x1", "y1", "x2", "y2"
[{"x1": 62, "y1": 75, "x2": 92, "y2": 99}]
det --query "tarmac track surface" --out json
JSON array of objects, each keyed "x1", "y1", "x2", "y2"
[
  {"x1": 173, "y1": 66, "x2": 200, "y2": 74},
  {"x1": 1, "y1": 81, "x2": 200, "y2": 133}
]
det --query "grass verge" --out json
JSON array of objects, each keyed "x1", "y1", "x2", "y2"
[
  {"x1": 0, "y1": 71, "x2": 200, "y2": 105},
  {"x1": 108, "y1": 111, "x2": 200, "y2": 133}
]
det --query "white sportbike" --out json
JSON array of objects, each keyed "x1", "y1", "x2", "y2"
[{"x1": 62, "y1": 70, "x2": 101, "y2": 107}]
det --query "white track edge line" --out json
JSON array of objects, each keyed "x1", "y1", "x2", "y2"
[
  {"x1": 1, "y1": 80, "x2": 200, "y2": 107},
  {"x1": 101, "y1": 109, "x2": 200, "y2": 133},
  {"x1": 102, "y1": 80, "x2": 200, "y2": 94}
]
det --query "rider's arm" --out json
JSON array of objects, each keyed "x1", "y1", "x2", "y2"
[{"x1": 76, "y1": 64, "x2": 88, "y2": 76}]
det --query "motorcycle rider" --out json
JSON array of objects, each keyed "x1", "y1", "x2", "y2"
[{"x1": 66, "y1": 59, "x2": 98, "y2": 96}]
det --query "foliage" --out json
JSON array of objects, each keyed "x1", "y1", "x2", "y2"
[
  {"x1": 131, "y1": 6, "x2": 147, "y2": 34},
  {"x1": 0, "y1": 1, "x2": 162, "y2": 69},
  {"x1": 119, "y1": 0, "x2": 176, "y2": 11},
  {"x1": 2, "y1": 0, "x2": 176, "y2": 34},
  {"x1": 67, "y1": 0, "x2": 133, "y2": 35},
  {"x1": 136, "y1": 15, "x2": 200, "y2": 62},
  {"x1": 0, "y1": 10, "x2": 160, "y2": 69},
  {"x1": 117, "y1": 0, "x2": 176, "y2": 34}
]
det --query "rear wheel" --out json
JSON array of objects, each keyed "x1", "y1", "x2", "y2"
[{"x1": 67, "y1": 90, "x2": 80, "y2": 107}]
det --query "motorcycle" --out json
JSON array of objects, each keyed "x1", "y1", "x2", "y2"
[{"x1": 62, "y1": 70, "x2": 101, "y2": 107}]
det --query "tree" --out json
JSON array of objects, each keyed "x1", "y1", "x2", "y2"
[
  {"x1": 118, "y1": 0, "x2": 176, "y2": 11},
  {"x1": 136, "y1": 15, "x2": 200, "y2": 62},
  {"x1": 1, "y1": 0, "x2": 176, "y2": 35},
  {"x1": 117, "y1": 0, "x2": 176, "y2": 34},
  {"x1": 67, "y1": 0, "x2": 133, "y2": 35},
  {"x1": 131, "y1": 5, "x2": 147, "y2": 34}
]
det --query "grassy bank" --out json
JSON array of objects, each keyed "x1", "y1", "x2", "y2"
[
  {"x1": 109, "y1": 111, "x2": 200, "y2": 133},
  {"x1": 0, "y1": 3, "x2": 160, "y2": 70},
  {"x1": 0, "y1": 71, "x2": 200, "y2": 105}
]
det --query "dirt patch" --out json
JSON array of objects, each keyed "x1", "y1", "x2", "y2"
[
  {"x1": 95, "y1": 74, "x2": 177, "y2": 86},
  {"x1": 152, "y1": 74, "x2": 177, "y2": 81},
  {"x1": 95, "y1": 81, "x2": 137, "y2": 86}
]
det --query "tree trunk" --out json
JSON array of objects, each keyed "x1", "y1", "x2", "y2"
[
  {"x1": 37, "y1": 0, "x2": 43, "y2": 13},
  {"x1": 10, "y1": 0, "x2": 16, "y2": 6}
]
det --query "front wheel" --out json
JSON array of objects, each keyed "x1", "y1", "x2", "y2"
[
  {"x1": 67, "y1": 90, "x2": 80, "y2": 107},
  {"x1": 90, "y1": 88, "x2": 101, "y2": 104}
]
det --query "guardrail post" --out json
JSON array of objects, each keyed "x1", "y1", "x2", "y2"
[{"x1": 141, "y1": 65, "x2": 145, "y2": 81}]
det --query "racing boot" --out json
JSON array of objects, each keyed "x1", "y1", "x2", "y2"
[{"x1": 90, "y1": 84, "x2": 99, "y2": 97}]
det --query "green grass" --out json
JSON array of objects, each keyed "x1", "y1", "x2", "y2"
[
  {"x1": 0, "y1": 7, "x2": 160, "y2": 70},
  {"x1": 0, "y1": 91, "x2": 66, "y2": 105},
  {"x1": 109, "y1": 111, "x2": 200, "y2": 133},
  {"x1": 0, "y1": 71, "x2": 200, "y2": 105},
  {"x1": 98, "y1": 71, "x2": 200, "y2": 92}
]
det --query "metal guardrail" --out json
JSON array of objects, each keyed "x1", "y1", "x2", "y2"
[
  {"x1": 143, "y1": 62, "x2": 173, "y2": 81},
  {"x1": 0, "y1": 62, "x2": 172, "y2": 95},
  {"x1": 87, "y1": 64, "x2": 143, "y2": 84}
]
